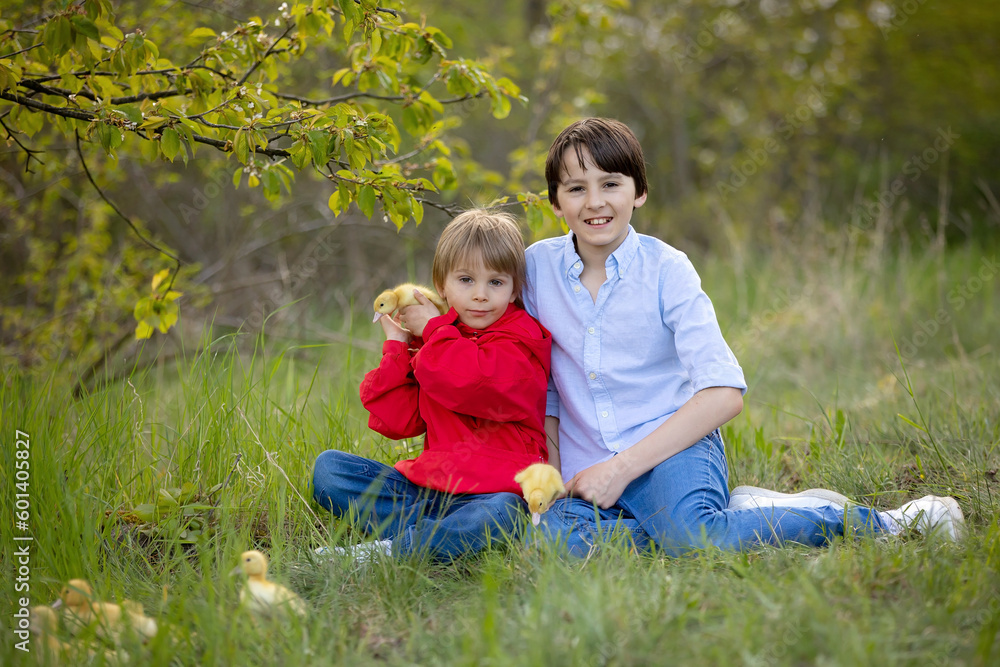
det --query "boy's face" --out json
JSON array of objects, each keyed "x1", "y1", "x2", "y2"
[
  {"x1": 552, "y1": 146, "x2": 647, "y2": 262},
  {"x1": 439, "y1": 254, "x2": 516, "y2": 330}
]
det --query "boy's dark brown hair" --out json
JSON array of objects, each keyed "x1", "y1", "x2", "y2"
[{"x1": 545, "y1": 117, "x2": 648, "y2": 207}]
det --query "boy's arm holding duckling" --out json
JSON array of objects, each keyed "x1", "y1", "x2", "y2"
[
  {"x1": 400, "y1": 292, "x2": 549, "y2": 423},
  {"x1": 359, "y1": 306, "x2": 427, "y2": 440}
]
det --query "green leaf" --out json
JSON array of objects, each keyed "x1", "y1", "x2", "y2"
[
  {"x1": 491, "y1": 93, "x2": 512, "y2": 120},
  {"x1": 45, "y1": 17, "x2": 73, "y2": 57},
  {"x1": 412, "y1": 199, "x2": 424, "y2": 226},
  {"x1": 233, "y1": 129, "x2": 249, "y2": 164},
  {"x1": 151, "y1": 268, "x2": 170, "y2": 292},
  {"x1": 160, "y1": 127, "x2": 181, "y2": 162},
  {"x1": 71, "y1": 16, "x2": 100, "y2": 41},
  {"x1": 896, "y1": 413, "x2": 928, "y2": 433},
  {"x1": 328, "y1": 188, "x2": 344, "y2": 215},
  {"x1": 133, "y1": 504, "x2": 158, "y2": 522},
  {"x1": 158, "y1": 302, "x2": 179, "y2": 332},
  {"x1": 135, "y1": 320, "x2": 154, "y2": 340},
  {"x1": 158, "y1": 488, "x2": 179, "y2": 507},
  {"x1": 357, "y1": 184, "x2": 376, "y2": 218},
  {"x1": 291, "y1": 141, "x2": 310, "y2": 169},
  {"x1": 188, "y1": 27, "x2": 217, "y2": 40}
]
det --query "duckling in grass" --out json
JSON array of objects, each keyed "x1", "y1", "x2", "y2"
[
  {"x1": 515, "y1": 463, "x2": 566, "y2": 526},
  {"x1": 231, "y1": 550, "x2": 308, "y2": 622},
  {"x1": 29, "y1": 605, "x2": 70, "y2": 659},
  {"x1": 120, "y1": 600, "x2": 158, "y2": 642},
  {"x1": 372, "y1": 283, "x2": 448, "y2": 323},
  {"x1": 56, "y1": 579, "x2": 120, "y2": 639},
  {"x1": 55, "y1": 579, "x2": 156, "y2": 644}
]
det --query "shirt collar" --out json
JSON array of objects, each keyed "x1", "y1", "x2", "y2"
[{"x1": 563, "y1": 226, "x2": 639, "y2": 279}]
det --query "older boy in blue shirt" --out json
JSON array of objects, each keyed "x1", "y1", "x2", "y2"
[{"x1": 524, "y1": 117, "x2": 964, "y2": 557}]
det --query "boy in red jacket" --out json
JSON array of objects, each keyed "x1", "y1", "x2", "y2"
[{"x1": 312, "y1": 209, "x2": 552, "y2": 562}]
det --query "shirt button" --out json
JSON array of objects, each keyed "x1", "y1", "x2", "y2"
[
  {"x1": 588, "y1": 327, "x2": 595, "y2": 334},
  {"x1": 601, "y1": 411, "x2": 609, "y2": 418},
  {"x1": 574, "y1": 285, "x2": 581, "y2": 293},
  {"x1": 574, "y1": 262, "x2": 581, "y2": 269},
  {"x1": 588, "y1": 372, "x2": 597, "y2": 380}
]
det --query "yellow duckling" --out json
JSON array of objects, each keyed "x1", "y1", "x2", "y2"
[
  {"x1": 515, "y1": 463, "x2": 566, "y2": 526},
  {"x1": 56, "y1": 579, "x2": 122, "y2": 639},
  {"x1": 372, "y1": 283, "x2": 448, "y2": 323},
  {"x1": 34, "y1": 601, "x2": 126, "y2": 663},
  {"x1": 231, "y1": 550, "x2": 308, "y2": 622},
  {"x1": 29, "y1": 605, "x2": 70, "y2": 659},
  {"x1": 120, "y1": 600, "x2": 158, "y2": 642}
]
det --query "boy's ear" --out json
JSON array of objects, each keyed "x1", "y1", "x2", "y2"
[
  {"x1": 633, "y1": 191, "x2": 648, "y2": 209},
  {"x1": 550, "y1": 196, "x2": 564, "y2": 217}
]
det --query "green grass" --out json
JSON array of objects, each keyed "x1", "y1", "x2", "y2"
[{"x1": 2, "y1": 235, "x2": 999, "y2": 665}]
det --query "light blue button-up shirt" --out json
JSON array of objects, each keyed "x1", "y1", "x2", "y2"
[{"x1": 524, "y1": 227, "x2": 747, "y2": 481}]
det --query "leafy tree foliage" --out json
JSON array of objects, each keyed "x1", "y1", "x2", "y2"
[{"x1": 0, "y1": 0, "x2": 542, "y2": 376}]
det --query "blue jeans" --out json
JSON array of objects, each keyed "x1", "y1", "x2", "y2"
[
  {"x1": 312, "y1": 450, "x2": 526, "y2": 561},
  {"x1": 536, "y1": 431, "x2": 889, "y2": 558}
]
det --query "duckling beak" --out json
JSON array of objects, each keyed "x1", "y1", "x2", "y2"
[
  {"x1": 532, "y1": 512, "x2": 541, "y2": 526},
  {"x1": 50, "y1": 599, "x2": 63, "y2": 610},
  {"x1": 372, "y1": 312, "x2": 384, "y2": 323},
  {"x1": 229, "y1": 565, "x2": 243, "y2": 578}
]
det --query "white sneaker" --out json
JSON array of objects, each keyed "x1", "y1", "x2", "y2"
[
  {"x1": 882, "y1": 496, "x2": 965, "y2": 541},
  {"x1": 314, "y1": 539, "x2": 393, "y2": 563},
  {"x1": 729, "y1": 485, "x2": 851, "y2": 511}
]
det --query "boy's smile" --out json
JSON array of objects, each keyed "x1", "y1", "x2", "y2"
[{"x1": 553, "y1": 146, "x2": 647, "y2": 265}]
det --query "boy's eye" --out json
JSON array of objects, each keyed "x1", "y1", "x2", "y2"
[
  {"x1": 489, "y1": 279, "x2": 504, "y2": 287},
  {"x1": 604, "y1": 181, "x2": 619, "y2": 188},
  {"x1": 459, "y1": 276, "x2": 473, "y2": 283}
]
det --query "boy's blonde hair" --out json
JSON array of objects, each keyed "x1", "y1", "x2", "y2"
[{"x1": 432, "y1": 209, "x2": 526, "y2": 306}]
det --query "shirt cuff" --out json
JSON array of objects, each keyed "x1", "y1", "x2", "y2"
[
  {"x1": 382, "y1": 340, "x2": 409, "y2": 355},
  {"x1": 545, "y1": 391, "x2": 561, "y2": 418},
  {"x1": 690, "y1": 363, "x2": 748, "y2": 395}
]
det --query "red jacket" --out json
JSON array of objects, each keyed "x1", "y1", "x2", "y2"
[{"x1": 360, "y1": 303, "x2": 552, "y2": 495}]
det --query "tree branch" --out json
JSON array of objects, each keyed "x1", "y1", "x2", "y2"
[
  {"x1": 19, "y1": 79, "x2": 181, "y2": 105},
  {"x1": 30, "y1": 64, "x2": 234, "y2": 84},
  {"x1": 0, "y1": 89, "x2": 95, "y2": 121},
  {"x1": 1, "y1": 43, "x2": 43, "y2": 58},
  {"x1": 236, "y1": 22, "x2": 295, "y2": 87},
  {"x1": 74, "y1": 130, "x2": 182, "y2": 270},
  {"x1": 0, "y1": 117, "x2": 45, "y2": 173},
  {"x1": 272, "y1": 90, "x2": 484, "y2": 107},
  {"x1": 415, "y1": 197, "x2": 464, "y2": 217},
  {"x1": 0, "y1": 90, "x2": 293, "y2": 159}
]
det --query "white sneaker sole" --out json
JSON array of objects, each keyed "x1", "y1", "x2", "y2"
[{"x1": 729, "y1": 485, "x2": 851, "y2": 509}]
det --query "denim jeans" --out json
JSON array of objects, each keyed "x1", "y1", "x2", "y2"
[
  {"x1": 536, "y1": 430, "x2": 890, "y2": 558},
  {"x1": 312, "y1": 450, "x2": 526, "y2": 561}
]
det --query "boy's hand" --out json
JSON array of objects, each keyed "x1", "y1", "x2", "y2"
[
  {"x1": 565, "y1": 457, "x2": 631, "y2": 509},
  {"x1": 378, "y1": 312, "x2": 411, "y2": 343},
  {"x1": 397, "y1": 289, "x2": 443, "y2": 338}
]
